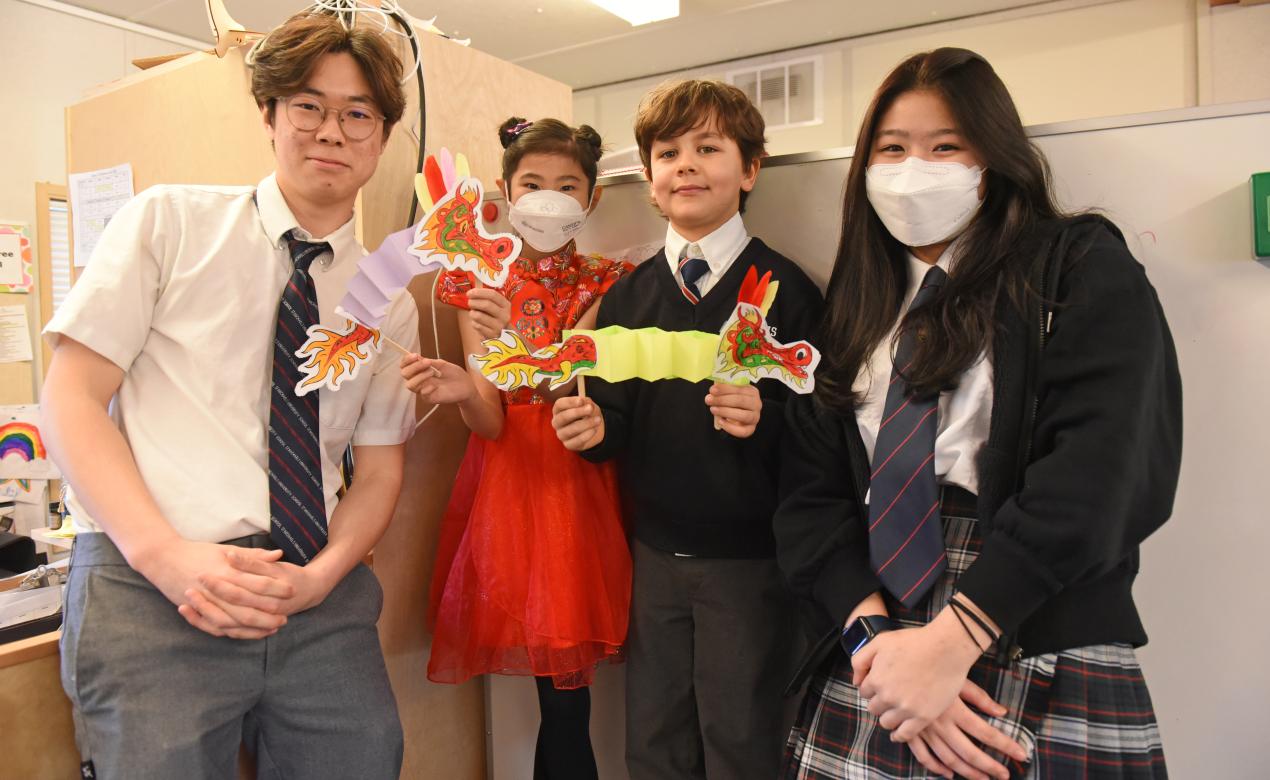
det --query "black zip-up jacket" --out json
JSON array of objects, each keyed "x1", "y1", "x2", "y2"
[
  {"x1": 775, "y1": 217, "x2": 1183, "y2": 688},
  {"x1": 581, "y1": 237, "x2": 824, "y2": 558}
]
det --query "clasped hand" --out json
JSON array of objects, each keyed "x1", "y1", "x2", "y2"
[
  {"x1": 852, "y1": 617, "x2": 1028, "y2": 779},
  {"x1": 143, "y1": 540, "x2": 333, "y2": 640}
]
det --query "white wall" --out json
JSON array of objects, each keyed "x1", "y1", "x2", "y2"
[
  {"x1": 575, "y1": 0, "x2": 1270, "y2": 160},
  {"x1": 0, "y1": 0, "x2": 194, "y2": 382}
]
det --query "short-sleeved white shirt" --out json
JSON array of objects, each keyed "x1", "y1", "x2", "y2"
[{"x1": 45, "y1": 173, "x2": 420, "y2": 542}]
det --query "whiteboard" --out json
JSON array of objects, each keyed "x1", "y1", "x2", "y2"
[{"x1": 488, "y1": 102, "x2": 1270, "y2": 780}]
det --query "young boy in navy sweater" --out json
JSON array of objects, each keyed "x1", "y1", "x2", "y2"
[{"x1": 552, "y1": 79, "x2": 823, "y2": 780}]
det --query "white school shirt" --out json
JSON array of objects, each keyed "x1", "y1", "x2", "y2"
[
  {"x1": 45, "y1": 173, "x2": 420, "y2": 542},
  {"x1": 662, "y1": 212, "x2": 751, "y2": 298},
  {"x1": 854, "y1": 245, "x2": 993, "y2": 496}
]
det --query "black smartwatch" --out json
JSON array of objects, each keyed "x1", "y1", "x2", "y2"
[{"x1": 841, "y1": 615, "x2": 897, "y2": 656}]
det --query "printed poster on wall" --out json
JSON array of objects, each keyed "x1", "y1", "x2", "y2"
[
  {"x1": 0, "y1": 223, "x2": 33, "y2": 293},
  {"x1": 68, "y1": 162, "x2": 135, "y2": 268}
]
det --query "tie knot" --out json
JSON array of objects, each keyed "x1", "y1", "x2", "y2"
[
  {"x1": 679, "y1": 243, "x2": 709, "y2": 285},
  {"x1": 287, "y1": 231, "x2": 331, "y2": 273},
  {"x1": 680, "y1": 257, "x2": 709, "y2": 288},
  {"x1": 920, "y1": 265, "x2": 947, "y2": 290},
  {"x1": 907, "y1": 264, "x2": 946, "y2": 312}
]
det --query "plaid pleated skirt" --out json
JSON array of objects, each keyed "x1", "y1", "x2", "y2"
[{"x1": 782, "y1": 497, "x2": 1168, "y2": 779}]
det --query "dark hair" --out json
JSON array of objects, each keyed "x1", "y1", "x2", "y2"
[
  {"x1": 250, "y1": 12, "x2": 406, "y2": 142},
  {"x1": 634, "y1": 79, "x2": 766, "y2": 211},
  {"x1": 816, "y1": 47, "x2": 1064, "y2": 414},
  {"x1": 497, "y1": 117, "x2": 605, "y2": 196}
]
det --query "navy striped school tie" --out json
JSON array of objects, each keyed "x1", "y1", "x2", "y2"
[
  {"x1": 678, "y1": 243, "x2": 709, "y2": 304},
  {"x1": 867, "y1": 265, "x2": 948, "y2": 607},
  {"x1": 268, "y1": 233, "x2": 330, "y2": 564}
]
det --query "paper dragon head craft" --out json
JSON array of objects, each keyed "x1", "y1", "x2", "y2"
[
  {"x1": 713, "y1": 266, "x2": 820, "y2": 387},
  {"x1": 471, "y1": 266, "x2": 822, "y2": 394},
  {"x1": 291, "y1": 148, "x2": 523, "y2": 396},
  {"x1": 471, "y1": 333, "x2": 599, "y2": 392},
  {"x1": 411, "y1": 178, "x2": 519, "y2": 288}
]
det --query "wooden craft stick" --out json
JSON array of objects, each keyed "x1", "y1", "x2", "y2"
[
  {"x1": 380, "y1": 333, "x2": 411, "y2": 355},
  {"x1": 577, "y1": 374, "x2": 587, "y2": 399}
]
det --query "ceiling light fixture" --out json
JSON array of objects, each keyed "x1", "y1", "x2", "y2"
[{"x1": 588, "y1": 0, "x2": 679, "y2": 26}]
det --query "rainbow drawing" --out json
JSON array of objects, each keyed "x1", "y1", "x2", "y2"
[{"x1": 0, "y1": 422, "x2": 46, "y2": 462}]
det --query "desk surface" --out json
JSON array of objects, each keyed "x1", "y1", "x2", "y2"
[{"x1": 0, "y1": 630, "x2": 59, "y2": 669}]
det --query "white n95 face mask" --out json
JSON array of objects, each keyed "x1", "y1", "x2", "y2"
[
  {"x1": 506, "y1": 188, "x2": 592, "y2": 253},
  {"x1": 865, "y1": 158, "x2": 983, "y2": 247}
]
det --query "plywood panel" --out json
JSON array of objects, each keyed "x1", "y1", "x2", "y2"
[
  {"x1": 378, "y1": 271, "x2": 487, "y2": 779},
  {"x1": 358, "y1": 31, "x2": 574, "y2": 249},
  {"x1": 66, "y1": 49, "x2": 274, "y2": 190},
  {"x1": 0, "y1": 639, "x2": 79, "y2": 779}
]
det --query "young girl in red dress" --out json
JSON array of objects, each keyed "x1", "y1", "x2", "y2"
[{"x1": 400, "y1": 117, "x2": 632, "y2": 779}]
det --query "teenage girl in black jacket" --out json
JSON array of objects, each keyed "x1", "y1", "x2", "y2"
[{"x1": 776, "y1": 48, "x2": 1181, "y2": 780}]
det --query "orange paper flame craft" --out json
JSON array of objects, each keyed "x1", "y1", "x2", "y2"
[
  {"x1": 294, "y1": 320, "x2": 382, "y2": 396},
  {"x1": 470, "y1": 330, "x2": 598, "y2": 391}
]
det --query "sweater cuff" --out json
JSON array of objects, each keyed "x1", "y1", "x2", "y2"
[
  {"x1": 811, "y1": 550, "x2": 884, "y2": 628},
  {"x1": 954, "y1": 532, "x2": 1061, "y2": 637}
]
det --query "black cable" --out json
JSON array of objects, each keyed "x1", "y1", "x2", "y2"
[
  {"x1": 336, "y1": 11, "x2": 424, "y2": 490},
  {"x1": 390, "y1": 11, "x2": 426, "y2": 229}
]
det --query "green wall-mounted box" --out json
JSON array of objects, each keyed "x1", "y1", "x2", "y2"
[{"x1": 1254, "y1": 171, "x2": 1270, "y2": 259}]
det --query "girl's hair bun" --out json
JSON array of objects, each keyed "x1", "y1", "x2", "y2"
[
  {"x1": 575, "y1": 124, "x2": 603, "y2": 153},
  {"x1": 498, "y1": 116, "x2": 531, "y2": 149}
]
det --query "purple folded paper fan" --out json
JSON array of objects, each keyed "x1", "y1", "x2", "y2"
[{"x1": 335, "y1": 225, "x2": 431, "y2": 328}]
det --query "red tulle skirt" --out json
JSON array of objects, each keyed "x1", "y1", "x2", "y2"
[{"x1": 427, "y1": 404, "x2": 630, "y2": 689}]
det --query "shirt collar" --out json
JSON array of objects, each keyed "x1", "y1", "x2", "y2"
[
  {"x1": 663, "y1": 211, "x2": 748, "y2": 277},
  {"x1": 904, "y1": 233, "x2": 965, "y2": 298},
  {"x1": 255, "y1": 173, "x2": 359, "y2": 264}
]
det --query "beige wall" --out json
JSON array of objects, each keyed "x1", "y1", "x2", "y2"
[
  {"x1": 572, "y1": 41, "x2": 850, "y2": 160},
  {"x1": 0, "y1": 0, "x2": 193, "y2": 390},
  {"x1": 575, "y1": 0, "x2": 1270, "y2": 159},
  {"x1": 1201, "y1": 0, "x2": 1270, "y2": 105},
  {"x1": 846, "y1": 0, "x2": 1194, "y2": 129}
]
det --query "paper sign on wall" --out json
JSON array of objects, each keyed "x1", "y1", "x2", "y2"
[
  {"x1": 0, "y1": 306, "x2": 33, "y2": 364},
  {"x1": 0, "y1": 224, "x2": 34, "y2": 292},
  {"x1": 68, "y1": 163, "x2": 135, "y2": 268}
]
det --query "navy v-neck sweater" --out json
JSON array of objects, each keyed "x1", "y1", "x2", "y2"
[{"x1": 581, "y1": 237, "x2": 823, "y2": 558}]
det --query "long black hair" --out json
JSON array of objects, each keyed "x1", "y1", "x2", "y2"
[{"x1": 816, "y1": 47, "x2": 1064, "y2": 415}]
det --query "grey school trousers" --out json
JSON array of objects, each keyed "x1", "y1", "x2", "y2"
[
  {"x1": 59, "y1": 532, "x2": 403, "y2": 780},
  {"x1": 625, "y1": 539, "x2": 800, "y2": 780}
]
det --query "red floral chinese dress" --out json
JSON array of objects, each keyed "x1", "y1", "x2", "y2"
[{"x1": 427, "y1": 245, "x2": 633, "y2": 689}]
